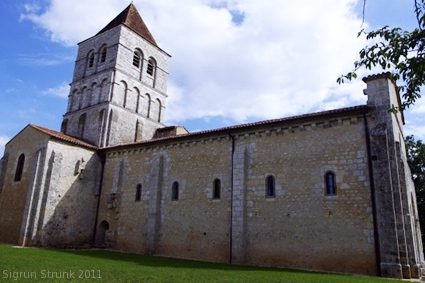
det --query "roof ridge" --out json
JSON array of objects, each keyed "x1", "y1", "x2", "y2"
[
  {"x1": 29, "y1": 124, "x2": 98, "y2": 150},
  {"x1": 362, "y1": 72, "x2": 392, "y2": 82},
  {"x1": 103, "y1": 104, "x2": 369, "y2": 150},
  {"x1": 96, "y1": 3, "x2": 158, "y2": 47}
]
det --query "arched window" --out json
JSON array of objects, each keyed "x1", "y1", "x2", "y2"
[
  {"x1": 213, "y1": 179, "x2": 221, "y2": 199},
  {"x1": 135, "y1": 184, "x2": 142, "y2": 202},
  {"x1": 99, "y1": 45, "x2": 107, "y2": 63},
  {"x1": 135, "y1": 88, "x2": 141, "y2": 113},
  {"x1": 88, "y1": 51, "x2": 95, "y2": 68},
  {"x1": 14, "y1": 154, "x2": 25, "y2": 182},
  {"x1": 90, "y1": 82, "x2": 97, "y2": 106},
  {"x1": 69, "y1": 89, "x2": 78, "y2": 112},
  {"x1": 147, "y1": 58, "x2": 156, "y2": 76},
  {"x1": 79, "y1": 87, "x2": 87, "y2": 109},
  {"x1": 70, "y1": 89, "x2": 79, "y2": 112},
  {"x1": 325, "y1": 171, "x2": 336, "y2": 195},
  {"x1": 265, "y1": 175, "x2": 275, "y2": 197},
  {"x1": 100, "y1": 79, "x2": 108, "y2": 103},
  {"x1": 172, "y1": 181, "x2": 179, "y2": 201},
  {"x1": 96, "y1": 220, "x2": 109, "y2": 244},
  {"x1": 78, "y1": 113, "x2": 86, "y2": 138},
  {"x1": 133, "y1": 50, "x2": 143, "y2": 68}
]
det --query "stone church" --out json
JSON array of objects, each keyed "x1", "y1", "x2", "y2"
[{"x1": 0, "y1": 3, "x2": 423, "y2": 279}]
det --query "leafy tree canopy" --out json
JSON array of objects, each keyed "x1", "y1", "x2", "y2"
[
  {"x1": 405, "y1": 135, "x2": 425, "y2": 241},
  {"x1": 338, "y1": 0, "x2": 425, "y2": 111}
]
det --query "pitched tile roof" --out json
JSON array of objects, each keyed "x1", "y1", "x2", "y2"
[
  {"x1": 96, "y1": 3, "x2": 158, "y2": 47},
  {"x1": 30, "y1": 124, "x2": 98, "y2": 150},
  {"x1": 104, "y1": 104, "x2": 370, "y2": 151}
]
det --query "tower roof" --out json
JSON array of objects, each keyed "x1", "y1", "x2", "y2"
[{"x1": 96, "y1": 3, "x2": 158, "y2": 47}]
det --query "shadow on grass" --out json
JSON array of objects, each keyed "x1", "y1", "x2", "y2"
[
  {"x1": 1, "y1": 245, "x2": 395, "y2": 283},
  {"x1": 52, "y1": 247, "x2": 355, "y2": 277}
]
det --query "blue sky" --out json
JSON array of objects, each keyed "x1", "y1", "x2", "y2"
[{"x1": 0, "y1": 0, "x2": 424, "y2": 154}]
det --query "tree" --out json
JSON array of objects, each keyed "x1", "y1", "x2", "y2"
[
  {"x1": 337, "y1": 0, "x2": 425, "y2": 111},
  {"x1": 405, "y1": 135, "x2": 425, "y2": 242}
]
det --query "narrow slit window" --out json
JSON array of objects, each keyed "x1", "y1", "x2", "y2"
[
  {"x1": 213, "y1": 179, "x2": 221, "y2": 199},
  {"x1": 266, "y1": 175, "x2": 275, "y2": 197},
  {"x1": 135, "y1": 184, "x2": 142, "y2": 202},
  {"x1": 325, "y1": 172, "x2": 336, "y2": 195},
  {"x1": 172, "y1": 181, "x2": 179, "y2": 201},
  {"x1": 133, "y1": 52, "x2": 141, "y2": 67},
  {"x1": 100, "y1": 47, "x2": 107, "y2": 63},
  {"x1": 157, "y1": 99, "x2": 162, "y2": 122},
  {"x1": 14, "y1": 154, "x2": 25, "y2": 182}
]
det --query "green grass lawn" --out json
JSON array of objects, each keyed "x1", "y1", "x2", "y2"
[{"x1": 0, "y1": 244, "x2": 401, "y2": 282}]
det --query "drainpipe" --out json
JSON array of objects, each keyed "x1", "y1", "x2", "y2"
[
  {"x1": 228, "y1": 132, "x2": 235, "y2": 263},
  {"x1": 92, "y1": 151, "x2": 106, "y2": 244},
  {"x1": 363, "y1": 113, "x2": 382, "y2": 277}
]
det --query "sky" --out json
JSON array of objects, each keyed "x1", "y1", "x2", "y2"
[{"x1": 0, "y1": 0, "x2": 424, "y2": 154}]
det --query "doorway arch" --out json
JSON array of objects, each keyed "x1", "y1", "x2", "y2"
[{"x1": 96, "y1": 220, "x2": 109, "y2": 245}]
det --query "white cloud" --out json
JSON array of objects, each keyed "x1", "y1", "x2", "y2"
[
  {"x1": 18, "y1": 56, "x2": 63, "y2": 66},
  {"x1": 0, "y1": 135, "x2": 10, "y2": 156},
  {"x1": 22, "y1": 0, "x2": 369, "y2": 126},
  {"x1": 405, "y1": 123, "x2": 425, "y2": 141},
  {"x1": 148, "y1": 0, "x2": 368, "y2": 124},
  {"x1": 411, "y1": 97, "x2": 425, "y2": 114},
  {"x1": 23, "y1": 3, "x2": 40, "y2": 14},
  {"x1": 21, "y1": 0, "x2": 128, "y2": 46},
  {"x1": 17, "y1": 108, "x2": 36, "y2": 120},
  {"x1": 41, "y1": 82, "x2": 70, "y2": 98},
  {"x1": 405, "y1": 107, "x2": 425, "y2": 141}
]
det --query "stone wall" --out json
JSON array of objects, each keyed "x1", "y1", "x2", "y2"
[
  {"x1": 37, "y1": 141, "x2": 101, "y2": 247},
  {"x1": 232, "y1": 119, "x2": 375, "y2": 275},
  {"x1": 0, "y1": 126, "x2": 101, "y2": 247},
  {"x1": 96, "y1": 108, "x2": 377, "y2": 276},
  {"x1": 364, "y1": 76, "x2": 424, "y2": 279},
  {"x1": 0, "y1": 127, "x2": 49, "y2": 244}
]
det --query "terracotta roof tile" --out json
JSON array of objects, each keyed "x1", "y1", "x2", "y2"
[
  {"x1": 30, "y1": 124, "x2": 98, "y2": 150},
  {"x1": 362, "y1": 72, "x2": 392, "y2": 82},
  {"x1": 96, "y1": 3, "x2": 158, "y2": 47},
  {"x1": 362, "y1": 72, "x2": 405, "y2": 124}
]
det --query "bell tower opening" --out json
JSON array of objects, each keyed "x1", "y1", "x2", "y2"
[{"x1": 61, "y1": 3, "x2": 171, "y2": 147}]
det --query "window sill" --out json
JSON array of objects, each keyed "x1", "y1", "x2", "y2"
[{"x1": 325, "y1": 195, "x2": 338, "y2": 199}]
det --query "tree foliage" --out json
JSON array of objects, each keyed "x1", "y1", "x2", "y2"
[
  {"x1": 405, "y1": 135, "x2": 425, "y2": 241},
  {"x1": 338, "y1": 0, "x2": 425, "y2": 111}
]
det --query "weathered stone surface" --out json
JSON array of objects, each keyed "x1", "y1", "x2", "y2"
[
  {"x1": 0, "y1": 126, "x2": 101, "y2": 247},
  {"x1": 63, "y1": 22, "x2": 170, "y2": 147}
]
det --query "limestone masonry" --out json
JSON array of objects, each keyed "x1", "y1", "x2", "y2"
[{"x1": 0, "y1": 3, "x2": 423, "y2": 279}]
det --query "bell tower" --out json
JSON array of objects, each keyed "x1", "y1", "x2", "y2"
[{"x1": 61, "y1": 3, "x2": 170, "y2": 147}]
